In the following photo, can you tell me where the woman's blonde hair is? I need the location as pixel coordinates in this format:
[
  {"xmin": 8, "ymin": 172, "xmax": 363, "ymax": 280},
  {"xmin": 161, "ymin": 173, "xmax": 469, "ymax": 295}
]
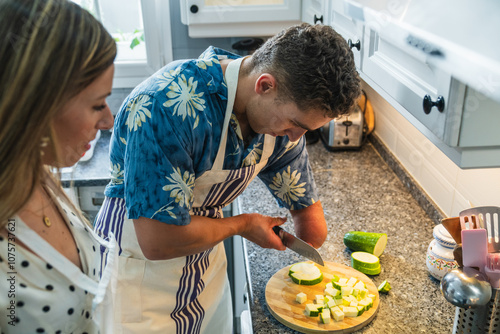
[{"xmin": 0, "ymin": 0, "xmax": 116, "ymax": 227}]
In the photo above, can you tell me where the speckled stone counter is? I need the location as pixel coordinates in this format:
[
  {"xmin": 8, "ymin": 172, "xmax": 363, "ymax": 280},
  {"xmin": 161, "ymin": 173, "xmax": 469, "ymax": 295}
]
[
  {"xmin": 238, "ymin": 140, "xmax": 455, "ymax": 334},
  {"xmin": 63, "ymin": 130, "xmax": 456, "ymax": 333}
]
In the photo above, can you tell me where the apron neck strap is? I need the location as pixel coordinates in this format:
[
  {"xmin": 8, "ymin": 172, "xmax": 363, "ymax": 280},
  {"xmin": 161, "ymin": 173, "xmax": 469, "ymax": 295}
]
[{"xmin": 212, "ymin": 57, "xmax": 244, "ymax": 170}]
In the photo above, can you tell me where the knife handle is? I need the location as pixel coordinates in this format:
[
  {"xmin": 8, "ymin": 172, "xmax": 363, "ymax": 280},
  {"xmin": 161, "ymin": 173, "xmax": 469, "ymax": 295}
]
[{"xmin": 272, "ymin": 226, "xmax": 283, "ymax": 236}]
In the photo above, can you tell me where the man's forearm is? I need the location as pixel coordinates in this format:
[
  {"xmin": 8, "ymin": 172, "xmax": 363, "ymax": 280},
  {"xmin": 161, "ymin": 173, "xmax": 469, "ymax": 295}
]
[{"xmin": 290, "ymin": 200, "xmax": 327, "ymax": 248}]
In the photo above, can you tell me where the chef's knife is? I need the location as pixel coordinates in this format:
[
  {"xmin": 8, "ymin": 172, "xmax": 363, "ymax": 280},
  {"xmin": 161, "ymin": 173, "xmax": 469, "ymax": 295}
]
[{"xmin": 273, "ymin": 226, "xmax": 325, "ymax": 266}]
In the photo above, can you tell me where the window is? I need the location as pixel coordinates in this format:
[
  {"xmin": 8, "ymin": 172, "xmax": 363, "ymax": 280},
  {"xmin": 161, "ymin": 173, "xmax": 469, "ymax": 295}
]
[{"xmin": 72, "ymin": 0, "xmax": 173, "ymax": 88}]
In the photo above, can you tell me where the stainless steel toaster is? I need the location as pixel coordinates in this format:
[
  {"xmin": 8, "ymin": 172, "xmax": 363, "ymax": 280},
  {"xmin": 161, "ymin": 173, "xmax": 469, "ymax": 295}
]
[{"xmin": 318, "ymin": 104, "xmax": 364, "ymax": 151}]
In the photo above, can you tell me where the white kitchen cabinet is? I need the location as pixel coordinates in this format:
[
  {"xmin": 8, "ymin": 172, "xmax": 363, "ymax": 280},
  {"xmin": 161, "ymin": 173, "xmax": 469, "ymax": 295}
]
[
  {"xmin": 301, "ymin": 0, "xmax": 329, "ymax": 26},
  {"xmin": 329, "ymin": 0, "xmax": 500, "ymax": 168},
  {"xmin": 456, "ymin": 88, "xmax": 500, "ymax": 148},
  {"xmin": 180, "ymin": 0, "xmax": 301, "ymax": 38},
  {"xmin": 329, "ymin": 1, "xmax": 362, "ymax": 70},
  {"xmin": 361, "ymin": 27, "xmax": 462, "ymax": 142}
]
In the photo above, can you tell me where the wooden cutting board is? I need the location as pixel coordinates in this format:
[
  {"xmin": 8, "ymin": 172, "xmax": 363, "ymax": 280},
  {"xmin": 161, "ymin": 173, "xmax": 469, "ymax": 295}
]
[{"xmin": 265, "ymin": 261, "xmax": 380, "ymax": 333}]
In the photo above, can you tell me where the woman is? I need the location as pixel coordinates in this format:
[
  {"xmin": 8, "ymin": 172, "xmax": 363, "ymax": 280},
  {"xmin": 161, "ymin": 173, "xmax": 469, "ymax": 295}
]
[{"xmin": 0, "ymin": 0, "xmax": 117, "ymax": 333}]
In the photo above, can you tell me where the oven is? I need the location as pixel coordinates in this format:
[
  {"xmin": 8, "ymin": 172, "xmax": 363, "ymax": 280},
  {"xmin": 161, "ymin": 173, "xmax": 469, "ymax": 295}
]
[{"xmin": 223, "ymin": 198, "xmax": 254, "ymax": 334}]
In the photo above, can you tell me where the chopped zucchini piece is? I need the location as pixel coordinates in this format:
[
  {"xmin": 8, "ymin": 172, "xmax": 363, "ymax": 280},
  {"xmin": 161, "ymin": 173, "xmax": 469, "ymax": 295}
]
[
  {"xmin": 289, "ymin": 262, "xmax": 323, "ymax": 285},
  {"xmin": 305, "ymin": 304, "xmax": 319, "ymax": 317},
  {"xmin": 296, "ymin": 292, "xmax": 307, "ymax": 304},
  {"xmin": 320, "ymin": 309, "xmax": 331, "ymax": 324}
]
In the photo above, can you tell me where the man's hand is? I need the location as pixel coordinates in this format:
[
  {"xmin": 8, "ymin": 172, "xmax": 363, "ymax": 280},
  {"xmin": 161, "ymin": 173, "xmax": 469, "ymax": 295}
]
[{"xmin": 239, "ymin": 214, "xmax": 287, "ymax": 251}]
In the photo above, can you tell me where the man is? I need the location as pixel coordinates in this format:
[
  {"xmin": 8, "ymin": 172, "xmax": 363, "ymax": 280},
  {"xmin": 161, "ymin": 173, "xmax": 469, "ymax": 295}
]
[{"xmin": 95, "ymin": 23, "xmax": 360, "ymax": 333}]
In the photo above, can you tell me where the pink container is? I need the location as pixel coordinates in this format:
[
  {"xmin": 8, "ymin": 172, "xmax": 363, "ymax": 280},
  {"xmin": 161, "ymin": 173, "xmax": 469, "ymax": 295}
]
[{"xmin": 461, "ymin": 228, "xmax": 487, "ymax": 270}]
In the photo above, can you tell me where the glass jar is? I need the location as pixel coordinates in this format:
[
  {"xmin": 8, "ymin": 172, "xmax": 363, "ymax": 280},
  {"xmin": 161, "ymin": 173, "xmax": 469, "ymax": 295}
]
[{"xmin": 426, "ymin": 224, "xmax": 458, "ymax": 280}]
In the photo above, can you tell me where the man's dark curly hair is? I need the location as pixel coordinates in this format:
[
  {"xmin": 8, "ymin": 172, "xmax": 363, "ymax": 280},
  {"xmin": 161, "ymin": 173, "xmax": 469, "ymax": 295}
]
[{"xmin": 250, "ymin": 23, "xmax": 361, "ymax": 118}]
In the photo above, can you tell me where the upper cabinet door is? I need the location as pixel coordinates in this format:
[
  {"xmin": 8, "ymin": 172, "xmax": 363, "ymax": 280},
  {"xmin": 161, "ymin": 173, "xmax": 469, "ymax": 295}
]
[
  {"xmin": 180, "ymin": 0, "xmax": 302, "ymax": 37},
  {"xmin": 329, "ymin": 1, "xmax": 363, "ymax": 71},
  {"xmin": 362, "ymin": 27, "xmax": 457, "ymax": 141},
  {"xmin": 301, "ymin": 0, "xmax": 329, "ymax": 25}
]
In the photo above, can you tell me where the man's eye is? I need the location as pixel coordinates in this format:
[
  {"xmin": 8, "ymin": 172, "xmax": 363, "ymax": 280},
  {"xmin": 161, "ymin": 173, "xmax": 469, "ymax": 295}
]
[{"xmin": 93, "ymin": 104, "xmax": 106, "ymax": 111}]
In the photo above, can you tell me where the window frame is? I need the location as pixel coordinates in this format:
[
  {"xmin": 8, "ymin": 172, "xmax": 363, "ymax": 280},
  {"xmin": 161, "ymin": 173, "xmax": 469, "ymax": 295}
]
[{"xmin": 112, "ymin": 0, "xmax": 173, "ymax": 88}]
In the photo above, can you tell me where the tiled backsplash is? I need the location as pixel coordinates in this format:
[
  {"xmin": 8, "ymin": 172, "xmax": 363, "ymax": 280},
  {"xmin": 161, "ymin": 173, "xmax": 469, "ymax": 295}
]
[{"xmin": 363, "ymin": 82, "xmax": 500, "ymax": 217}]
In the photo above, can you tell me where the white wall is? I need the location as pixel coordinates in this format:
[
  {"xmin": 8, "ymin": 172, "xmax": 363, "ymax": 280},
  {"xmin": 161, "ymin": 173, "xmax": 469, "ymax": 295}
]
[{"xmin": 363, "ymin": 81, "xmax": 500, "ymax": 218}]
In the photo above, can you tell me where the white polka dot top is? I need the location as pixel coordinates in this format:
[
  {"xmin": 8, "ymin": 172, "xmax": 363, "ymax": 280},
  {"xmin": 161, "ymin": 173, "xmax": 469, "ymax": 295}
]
[{"xmin": 0, "ymin": 192, "xmax": 115, "ymax": 334}]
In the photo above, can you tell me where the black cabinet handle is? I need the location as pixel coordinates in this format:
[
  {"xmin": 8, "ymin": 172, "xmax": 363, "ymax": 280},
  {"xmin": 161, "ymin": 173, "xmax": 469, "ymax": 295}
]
[
  {"xmin": 314, "ymin": 14, "xmax": 323, "ymax": 24},
  {"xmin": 190, "ymin": 4, "xmax": 199, "ymax": 14},
  {"xmin": 423, "ymin": 95, "xmax": 445, "ymax": 114},
  {"xmin": 348, "ymin": 39, "xmax": 361, "ymax": 51}
]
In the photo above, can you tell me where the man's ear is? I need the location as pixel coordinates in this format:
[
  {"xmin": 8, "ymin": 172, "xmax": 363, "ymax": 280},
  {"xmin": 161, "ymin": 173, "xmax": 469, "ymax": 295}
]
[{"xmin": 255, "ymin": 73, "xmax": 276, "ymax": 95}]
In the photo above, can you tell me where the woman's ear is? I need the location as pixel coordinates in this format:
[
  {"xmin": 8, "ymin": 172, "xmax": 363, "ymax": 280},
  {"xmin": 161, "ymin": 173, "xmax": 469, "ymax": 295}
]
[{"xmin": 255, "ymin": 73, "xmax": 276, "ymax": 95}]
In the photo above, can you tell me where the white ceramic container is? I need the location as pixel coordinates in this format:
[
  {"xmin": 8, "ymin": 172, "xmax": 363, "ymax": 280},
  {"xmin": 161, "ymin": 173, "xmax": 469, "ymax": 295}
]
[{"xmin": 427, "ymin": 224, "xmax": 458, "ymax": 280}]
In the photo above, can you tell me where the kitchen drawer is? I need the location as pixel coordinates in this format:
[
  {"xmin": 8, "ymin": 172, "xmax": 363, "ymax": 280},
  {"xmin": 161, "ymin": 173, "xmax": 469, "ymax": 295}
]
[
  {"xmin": 329, "ymin": 2, "xmax": 363, "ymax": 70},
  {"xmin": 362, "ymin": 27, "xmax": 460, "ymax": 141}
]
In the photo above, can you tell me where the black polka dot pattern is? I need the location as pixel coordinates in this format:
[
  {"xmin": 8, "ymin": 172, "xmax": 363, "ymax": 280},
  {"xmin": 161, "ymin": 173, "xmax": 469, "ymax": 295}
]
[{"xmin": 1, "ymin": 197, "xmax": 105, "ymax": 333}]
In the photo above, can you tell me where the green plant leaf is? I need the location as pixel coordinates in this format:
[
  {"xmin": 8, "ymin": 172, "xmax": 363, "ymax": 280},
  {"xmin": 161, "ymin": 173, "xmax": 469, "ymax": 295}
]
[{"xmin": 130, "ymin": 37, "xmax": 140, "ymax": 49}]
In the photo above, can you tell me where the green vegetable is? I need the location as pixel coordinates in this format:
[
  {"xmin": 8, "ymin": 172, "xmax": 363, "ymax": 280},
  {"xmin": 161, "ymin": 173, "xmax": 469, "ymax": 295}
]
[
  {"xmin": 288, "ymin": 262, "xmax": 323, "ymax": 285},
  {"xmin": 378, "ymin": 280, "xmax": 392, "ymax": 293},
  {"xmin": 319, "ymin": 309, "xmax": 331, "ymax": 324},
  {"xmin": 351, "ymin": 251, "xmax": 381, "ymax": 275},
  {"xmin": 305, "ymin": 304, "xmax": 320, "ymax": 317},
  {"xmin": 299, "ymin": 274, "xmax": 377, "ymax": 322},
  {"xmin": 343, "ymin": 231, "xmax": 388, "ymax": 257}
]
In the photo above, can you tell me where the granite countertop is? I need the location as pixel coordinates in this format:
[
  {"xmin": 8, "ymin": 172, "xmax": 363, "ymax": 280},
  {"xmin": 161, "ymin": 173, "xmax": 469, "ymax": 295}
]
[
  {"xmin": 238, "ymin": 140, "xmax": 455, "ymax": 334},
  {"xmin": 64, "ymin": 131, "xmax": 456, "ymax": 333}
]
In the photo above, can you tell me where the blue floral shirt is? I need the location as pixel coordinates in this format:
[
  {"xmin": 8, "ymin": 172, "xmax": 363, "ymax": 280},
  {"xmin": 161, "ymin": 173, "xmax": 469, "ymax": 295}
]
[{"xmin": 105, "ymin": 47, "xmax": 319, "ymax": 225}]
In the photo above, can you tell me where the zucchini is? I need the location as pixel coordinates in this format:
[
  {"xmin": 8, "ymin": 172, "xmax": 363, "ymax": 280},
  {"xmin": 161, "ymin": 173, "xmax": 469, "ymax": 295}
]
[
  {"xmin": 296, "ymin": 292, "xmax": 307, "ymax": 304},
  {"xmin": 320, "ymin": 309, "xmax": 331, "ymax": 324},
  {"xmin": 295, "ymin": 272, "xmax": 378, "ymax": 323},
  {"xmin": 378, "ymin": 280, "xmax": 392, "ymax": 293},
  {"xmin": 351, "ymin": 251, "xmax": 381, "ymax": 275},
  {"xmin": 344, "ymin": 231, "xmax": 388, "ymax": 257},
  {"xmin": 305, "ymin": 304, "xmax": 320, "ymax": 317},
  {"xmin": 289, "ymin": 262, "xmax": 323, "ymax": 285}
]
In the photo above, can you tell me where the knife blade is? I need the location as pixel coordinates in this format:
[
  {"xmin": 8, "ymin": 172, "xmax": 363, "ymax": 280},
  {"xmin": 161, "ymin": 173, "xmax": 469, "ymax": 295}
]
[{"xmin": 273, "ymin": 226, "xmax": 325, "ymax": 266}]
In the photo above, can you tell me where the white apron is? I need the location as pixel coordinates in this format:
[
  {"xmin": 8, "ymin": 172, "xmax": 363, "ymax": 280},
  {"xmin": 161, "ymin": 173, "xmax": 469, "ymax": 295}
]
[
  {"xmin": 95, "ymin": 56, "xmax": 276, "ymax": 334},
  {"xmin": 14, "ymin": 202, "xmax": 118, "ymax": 333}
]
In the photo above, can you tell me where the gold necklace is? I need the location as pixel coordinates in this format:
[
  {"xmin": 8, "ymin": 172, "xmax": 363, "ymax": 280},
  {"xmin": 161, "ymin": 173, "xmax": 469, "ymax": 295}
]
[
  {"xmin": 40, "ymin": 186, "xmax": 52, "ymax": 227},
  {"xmin": 23, "ymin": 186, "xmax": 52, "ymax": 227}
]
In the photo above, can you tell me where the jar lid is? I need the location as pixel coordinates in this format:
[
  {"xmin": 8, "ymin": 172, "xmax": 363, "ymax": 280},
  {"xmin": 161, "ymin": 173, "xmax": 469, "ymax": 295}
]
[{"xmin": 433, "ymin": 224, "xmax": 456, "ymax": 248}]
